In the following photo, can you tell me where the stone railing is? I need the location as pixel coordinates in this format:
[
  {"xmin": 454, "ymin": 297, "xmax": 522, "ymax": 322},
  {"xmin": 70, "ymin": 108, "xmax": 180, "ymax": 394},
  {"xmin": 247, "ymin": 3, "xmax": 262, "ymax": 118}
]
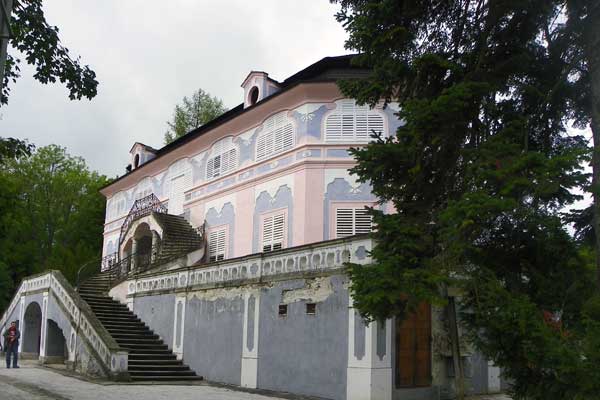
[
  {"xmin": 0, "ymin": 270, "xmax": 128, "ymax": 379},
  {"xmin": 127, "ymin": 235, "xmax": 373, "ymax": 296}
]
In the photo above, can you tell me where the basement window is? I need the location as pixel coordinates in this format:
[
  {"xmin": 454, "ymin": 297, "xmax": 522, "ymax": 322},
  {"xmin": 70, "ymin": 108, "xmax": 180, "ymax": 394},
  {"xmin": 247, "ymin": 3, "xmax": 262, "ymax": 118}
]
[
  {"xmin": 306, "ymin": 303, "xmax": 316, "ymax": 315},
  {"xmin": 278, "ymin": 304, "xmax": 288, "ymax": 317}
]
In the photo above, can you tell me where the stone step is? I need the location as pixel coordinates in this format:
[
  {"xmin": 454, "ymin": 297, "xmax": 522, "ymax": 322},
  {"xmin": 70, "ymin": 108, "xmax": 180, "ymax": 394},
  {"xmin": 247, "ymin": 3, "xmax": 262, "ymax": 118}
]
[
  {"xmin": 128, "ymin": 370, "xmax": 196, "ymax": 377},
  {"xmin": 111, "ymin": 332, "xmax": 158, "ymax": 340},
  {"xmin": 129, "ymin": 375, "xmax": 203, "ymax": 382},
  {"xmin": 121, "ymin": 343, "xmax": 169, "ymax": 350},
  {"xmin": 127, "ymin": 359, "xmax": 181, "ymax": 365},
  {"xmin": 128, "ymin": 365, "xmax": 190, "ymax": 372},
  {"xmin": 127, "ymin": 353, "xmax": 177, "ymax": 360},
  {"xmin": 127, "ymin": 348, "xmax": 173, "ymax": 355},
  {"xmin": 115, "ymin": 337, "xmax": 164, "ymax": 345}
]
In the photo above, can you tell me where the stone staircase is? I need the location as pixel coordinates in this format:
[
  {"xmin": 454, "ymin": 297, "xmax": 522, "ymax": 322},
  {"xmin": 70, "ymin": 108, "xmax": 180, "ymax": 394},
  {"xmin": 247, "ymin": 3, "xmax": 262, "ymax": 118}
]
[
  {"xmin": 77, "ymin": 273, "xmax": 202, "ymax": 382},
  {"xmin": 152, "ymin": 213, "xmax": 204, "ymax": 263}
]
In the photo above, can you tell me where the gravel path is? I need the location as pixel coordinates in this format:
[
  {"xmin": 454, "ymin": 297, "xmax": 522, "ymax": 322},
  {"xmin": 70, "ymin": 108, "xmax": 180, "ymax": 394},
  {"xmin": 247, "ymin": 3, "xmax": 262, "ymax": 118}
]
[{"xmin": 0, "ymin": 362, "xmax": 286, "ymax": 400}]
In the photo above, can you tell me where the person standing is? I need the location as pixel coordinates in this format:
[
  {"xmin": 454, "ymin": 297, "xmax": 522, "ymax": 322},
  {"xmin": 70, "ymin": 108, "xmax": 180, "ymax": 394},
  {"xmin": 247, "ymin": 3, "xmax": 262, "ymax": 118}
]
[{"xmin": 3, "ymin": 321, "xmax": 20, "ymax": 368}]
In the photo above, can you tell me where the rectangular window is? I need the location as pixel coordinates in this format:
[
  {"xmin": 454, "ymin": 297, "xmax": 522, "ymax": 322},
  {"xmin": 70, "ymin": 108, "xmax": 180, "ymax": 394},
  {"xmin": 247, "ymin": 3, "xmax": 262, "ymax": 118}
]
[
  {"xmin": 335, "ymin": 207, "xmax": 373, "ymax": 238},
  {"xmin": 278, "ymin": 304, "xmax": 288, "ymax": 317},
  {"xmin": 262, "ymin": 212, "xmax": 286, "ymax": 252},
  {"xmin": 396, "ymin": 303, "xmax": 432, "ymax": 388},
  {"xmin": 208, "ymin": 227, "xmax": 227, "ymax": 262}
]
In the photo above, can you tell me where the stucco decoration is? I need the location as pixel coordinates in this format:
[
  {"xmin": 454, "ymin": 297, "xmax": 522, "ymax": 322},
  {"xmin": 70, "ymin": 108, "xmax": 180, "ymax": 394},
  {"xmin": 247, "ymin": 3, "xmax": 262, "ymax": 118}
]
[
  {"xmin": 254, "ymin": 175, "xmax": 294, "ymax": 201},
  {"xmin": 326, "ymin": 149, "xmax": 351, "ymax": 158},
  {"xmin": 191, "ymin": 152, "xmax": 208, "ymax": 186},
  {"xmin": 237, "ymin": 126, "xmax": 262, "ymax": 166},
  {"xmin": 256, "ymin": 155, "xmax": 293, "ymax": 175},
  {"xmin": 206, "ymin": 176, "xmax": 237, "ymax": 194},
  {"xmin": 246, "ymin": 295, "xmax": 255, "ymax": 352},
  {"xmin": 252, "ymin": 185, "xmax": 293, "ymax": 253},
  {"xmin": 383, "ymin": 102, "xmax": 404, "ymax": 136},
  {"xmin": 152, "ymin": 172, "xmax": 169, "ymax": 199},
  {"xmin": 205, "ymin": 194, "xmax": 236, "ymax": 215},
  {"xmin": 291, "ymin": 103, "xmax": 333, "ymax": 140},
  {"xmin": 376, "ymin": 320, "xmax": 386, "ymax": 360},
  {"xmin": 295, "ymin": 149, "xmax": 322, "ymax": 160},
  {"xmin": 354, "ymin": 312, "xmax": 366, "ymax": 360}
]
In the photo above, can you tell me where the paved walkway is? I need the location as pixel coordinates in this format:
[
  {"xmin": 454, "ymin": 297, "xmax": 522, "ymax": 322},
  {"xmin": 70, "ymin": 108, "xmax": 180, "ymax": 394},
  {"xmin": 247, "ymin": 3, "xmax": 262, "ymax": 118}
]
[{"xmin": 0, "ymin": 362, "xmax": 285, "ymax": 400}]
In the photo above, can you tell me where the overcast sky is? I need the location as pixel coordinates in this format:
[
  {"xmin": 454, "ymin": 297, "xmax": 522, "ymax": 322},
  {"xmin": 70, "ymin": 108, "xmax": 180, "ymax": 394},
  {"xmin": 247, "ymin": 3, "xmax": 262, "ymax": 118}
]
[{"xmin": 0, "ymin": 0, "xmax": 349, "ymax": 178}]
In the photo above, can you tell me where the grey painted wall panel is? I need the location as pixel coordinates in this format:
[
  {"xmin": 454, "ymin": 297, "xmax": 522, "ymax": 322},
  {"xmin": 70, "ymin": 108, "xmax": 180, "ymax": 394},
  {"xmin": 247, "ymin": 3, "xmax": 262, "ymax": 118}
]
[
  {"xmin": 183, "ymin": 295, "xmax": 244, "ymax": 385},
  {"xmin": 134, "ymin": 294, "xmax": 176, "ymax": 347},
  {"xmin": 257, "ymin": 276, "xmax": 349, "ymax": 400}
]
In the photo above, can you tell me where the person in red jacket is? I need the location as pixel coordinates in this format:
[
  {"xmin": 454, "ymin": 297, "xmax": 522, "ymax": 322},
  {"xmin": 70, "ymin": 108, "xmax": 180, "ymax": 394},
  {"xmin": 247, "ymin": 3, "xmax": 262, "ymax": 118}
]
[{"xmin": 3, "ymin": 321, "xmax": 20, "ymax": 368}]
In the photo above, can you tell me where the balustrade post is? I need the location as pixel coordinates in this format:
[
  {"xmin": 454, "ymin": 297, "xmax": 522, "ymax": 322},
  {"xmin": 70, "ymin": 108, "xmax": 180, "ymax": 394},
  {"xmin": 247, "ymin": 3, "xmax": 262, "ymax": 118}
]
[{"xmin": 130, "ymin": 239, "xmax": 138, "ymax": 272}]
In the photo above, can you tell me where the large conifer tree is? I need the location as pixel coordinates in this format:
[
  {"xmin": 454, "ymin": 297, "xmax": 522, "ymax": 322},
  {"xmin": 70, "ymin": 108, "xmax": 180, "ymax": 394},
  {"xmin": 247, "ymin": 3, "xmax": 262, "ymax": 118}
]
[{"xmin": 331, "ymin": 1, "xmax": 600, "ymax": 398}]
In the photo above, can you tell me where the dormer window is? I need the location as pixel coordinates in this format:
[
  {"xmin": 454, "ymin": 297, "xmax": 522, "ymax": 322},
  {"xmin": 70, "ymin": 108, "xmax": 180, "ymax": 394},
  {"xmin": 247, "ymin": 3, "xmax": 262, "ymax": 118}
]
[
  {"xmin": 241, "ymin": 71, "xmax": 281, "ymax": 108},
  {"xmin": 129, "ymin": 142, "xmax": 157, "ymax": 170},
  {"xmin": 207, "ymin": 137, "xmax": 238, "ymax": 179}
]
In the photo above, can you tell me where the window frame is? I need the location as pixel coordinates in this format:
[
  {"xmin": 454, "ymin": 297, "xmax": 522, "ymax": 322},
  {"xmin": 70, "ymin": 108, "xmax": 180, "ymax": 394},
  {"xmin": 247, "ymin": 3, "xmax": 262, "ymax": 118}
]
[
  {"xmin": 206, "ymin": 136, "xmax": 238, "ymax": 180},
  {"xmin": 330, "ymin": 202, "xmax": 375, "ymax": 239},
  {"xmin": 207, "ymin": 224, "xmax": 228, "ymax": 262},
  {"xmin": 260, "ymin": 208, "xmax": 288, "ymax": 253},
  {"xmin": 255, "ymin": 112, "xmax": 295, "ymax": 162},
  {"xmin": 323, "ymin": 99, "xmax": 386, "ymax": 143}
]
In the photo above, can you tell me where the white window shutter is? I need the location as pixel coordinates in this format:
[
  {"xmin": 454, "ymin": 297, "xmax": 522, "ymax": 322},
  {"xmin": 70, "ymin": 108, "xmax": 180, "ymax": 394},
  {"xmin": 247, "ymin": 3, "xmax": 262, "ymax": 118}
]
[
  {"xmin": 209, "ymin": 228, "xmax": 227, "ymax": 262},
  {"xmin": 336, "ymin": 207, "xmax": 373, "ymax": 238},
  {"xmin": 325, "ymin": 100, "xmax": 384, "ymax": 142},
  {"xmin": 207, "ymin": 137, "xmax": 238, "ymax": 180},
  {"xmin": 262, "ymin": 212, "xmax": 286, "ymax": 252},
  {"xmin": 256, "ymin": 112, "xmax": 294, "ymax": 162}
]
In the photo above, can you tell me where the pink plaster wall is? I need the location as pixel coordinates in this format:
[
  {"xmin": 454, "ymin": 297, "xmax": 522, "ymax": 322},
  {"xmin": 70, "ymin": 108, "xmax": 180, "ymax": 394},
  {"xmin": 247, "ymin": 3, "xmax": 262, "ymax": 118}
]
[
  {"xmin": 235, "ymin": 187, "xmax": 255, "ymax": 257},
  {"xmin": 304, "ymin": 167, "xmax": 325, "ymax": 245}
]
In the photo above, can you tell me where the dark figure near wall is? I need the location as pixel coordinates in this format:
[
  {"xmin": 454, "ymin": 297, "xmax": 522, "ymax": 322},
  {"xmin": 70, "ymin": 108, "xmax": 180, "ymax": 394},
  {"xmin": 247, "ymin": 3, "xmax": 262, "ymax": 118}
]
[{"xmin": 3, "ymin": 321, "xmax": 20, "ymax": 368}]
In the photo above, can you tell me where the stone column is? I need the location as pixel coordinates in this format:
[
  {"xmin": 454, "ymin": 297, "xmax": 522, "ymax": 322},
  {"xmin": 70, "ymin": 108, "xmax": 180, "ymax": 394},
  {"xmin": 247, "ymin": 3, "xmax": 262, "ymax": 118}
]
[
  {"xmin": 346, "ymin": 300, "xmax": 393, "ymax": 400},
  {"xmin": 151, "ymin": 231, "xmax": 160, "ymax": 262},
  {"xmin": 17, "ymin": 295, "xmax": 25, "ymax": 354},
  {"xmin": 39, "ymin": 292, "xmax": 49, "ymax": 362},
  {"xmin": 130, "ymin": 239, "xmax": 138, "ymax": 272},
  {"xmin": 172, "ymin": 296, "xmax": 186, "ymax": 360},
  {"xmin": 241, "ymin": 291, "xmax": 260, "ymax": 388}
]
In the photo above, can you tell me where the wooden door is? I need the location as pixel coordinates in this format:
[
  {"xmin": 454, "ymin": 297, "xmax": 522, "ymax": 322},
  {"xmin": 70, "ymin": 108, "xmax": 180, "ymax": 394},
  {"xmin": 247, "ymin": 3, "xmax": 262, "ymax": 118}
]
[{"xmin": 396, "ymin": 303, "xmax": 432, "ymax": 387}]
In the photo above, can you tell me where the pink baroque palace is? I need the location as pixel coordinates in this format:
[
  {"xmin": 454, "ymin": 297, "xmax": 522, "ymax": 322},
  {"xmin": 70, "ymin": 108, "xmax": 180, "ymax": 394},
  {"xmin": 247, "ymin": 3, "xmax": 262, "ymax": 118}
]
[{"xmin": 0, "ymin": 56, "xmax": 503, "ymax": 400}]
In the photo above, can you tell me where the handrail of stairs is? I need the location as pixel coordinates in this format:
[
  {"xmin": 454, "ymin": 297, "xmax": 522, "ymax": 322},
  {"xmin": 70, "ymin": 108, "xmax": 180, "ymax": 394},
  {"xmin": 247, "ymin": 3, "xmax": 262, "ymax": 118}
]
[{"xmin": 0, "ymin": 270, "xmax": 128, "ymax": 379}]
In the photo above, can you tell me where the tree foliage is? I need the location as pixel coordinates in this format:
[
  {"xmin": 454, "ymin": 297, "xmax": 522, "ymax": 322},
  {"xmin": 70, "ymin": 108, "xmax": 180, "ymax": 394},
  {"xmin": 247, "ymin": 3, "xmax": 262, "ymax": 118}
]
[
  {"xmin": 0, "ymin": 143, "xmax": 107, "ymax": 313},
  {"xmin": 331, "ymin": 0, "xmax": 600, "ymax": 398},
  {"xmin": 164, "ymin": 88, "xmax": 227, "ymax": 144},
  {"xmin": 2, "ymin": 0, "xmax": 98, "ymax": 104}
]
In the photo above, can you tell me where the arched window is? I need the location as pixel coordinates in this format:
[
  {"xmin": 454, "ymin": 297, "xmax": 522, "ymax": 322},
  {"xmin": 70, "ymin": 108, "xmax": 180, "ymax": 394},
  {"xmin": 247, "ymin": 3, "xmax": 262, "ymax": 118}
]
[
  {"xmin": 206, "ymin": 137, "xmax": 238, "ymax": 179},
  {"xmin": 255, "ymin": 111, "xmax": 294, "ymax": 162},
  {"xmin": 167, "ymin": 158, "xmax": 192, "ymax": 215},
  {"xmin": 107, "ymin": 192, "xmax": 127, "ymax": 220},
  {"xmin": 324, "ymin": 99, "xmax": 384, "ymax": 142},
  {"xmin": 134, "ymin": 177, "xmax": 153, "ymax": 200}
]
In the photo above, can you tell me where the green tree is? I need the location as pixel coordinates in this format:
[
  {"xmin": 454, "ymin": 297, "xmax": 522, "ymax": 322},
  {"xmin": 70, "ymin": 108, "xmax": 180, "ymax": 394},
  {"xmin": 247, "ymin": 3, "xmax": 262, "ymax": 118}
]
[
  {"xmin": 164, "ymin": 88, "xmax": 227, "ymax": 144},
  {"xmin": 0, "ymin": 137, "xmax": 31, "ymax": 313},
  {"xmin": 0, "ymin": 145, "xmax": 107, "ymax": 301},
  {"xmin": 331, "ymin": 1, "xmax": 600, "ymax": 398},
  {"xmin": 2, "ymin": 0, "xmax": 98, "ymax": 104}
]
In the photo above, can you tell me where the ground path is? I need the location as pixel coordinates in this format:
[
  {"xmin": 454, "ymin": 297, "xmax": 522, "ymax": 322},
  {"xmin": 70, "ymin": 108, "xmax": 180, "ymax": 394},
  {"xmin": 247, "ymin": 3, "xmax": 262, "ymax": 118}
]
[
  {"xmin": 0, "ymin": 361, "xmax": 512, "ymax": 400},
  {"xmin": 0, "ymin": 361, "xmax": 287, "ymax": 400}
]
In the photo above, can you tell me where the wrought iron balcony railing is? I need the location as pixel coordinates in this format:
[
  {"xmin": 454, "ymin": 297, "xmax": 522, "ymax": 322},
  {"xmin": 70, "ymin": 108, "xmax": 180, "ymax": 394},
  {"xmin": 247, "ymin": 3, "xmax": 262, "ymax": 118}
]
[{"xmin": 118, "ymin": 194, "xmax": 168, "ymax": 246}]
